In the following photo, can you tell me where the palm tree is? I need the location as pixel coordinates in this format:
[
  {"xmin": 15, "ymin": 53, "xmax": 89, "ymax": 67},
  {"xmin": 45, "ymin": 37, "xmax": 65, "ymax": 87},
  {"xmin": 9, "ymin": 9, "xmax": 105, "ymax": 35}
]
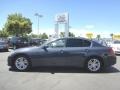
[{"xmin": 96, "ymin": 34, "xmax": 101, "ymax": 40}]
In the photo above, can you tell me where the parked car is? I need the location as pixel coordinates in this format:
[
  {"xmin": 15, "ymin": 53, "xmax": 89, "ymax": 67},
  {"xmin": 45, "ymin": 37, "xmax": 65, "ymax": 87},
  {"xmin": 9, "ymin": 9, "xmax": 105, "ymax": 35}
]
[
  {"xmin": 8, "ymin": 36, "xmax": 29, "ymax": 49},
  {"xmin": 0, "ymin": 40, "xmax": 9, "ymax": 51},
  {"xmin": 8, "ymin": 37, "xmax": 116, "ymax": 72},
  {"xmin": 110, "ymin": 40, "xmax": 120, "ymax": 54}
]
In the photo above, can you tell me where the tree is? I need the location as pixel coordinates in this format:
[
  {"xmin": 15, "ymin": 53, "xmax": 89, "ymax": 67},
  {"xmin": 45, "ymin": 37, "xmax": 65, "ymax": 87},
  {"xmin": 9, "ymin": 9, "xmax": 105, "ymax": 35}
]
[
  {"xmin": 0, "ymin": 30, "xmax": 9, "ymax": 38},
  {"xmin": 41, "ymin": 33, "xmax": 48, "ymax": 39},
  {"xmin": 4, "ymin": 13, "xmax": 32, "ymax": 36},
  {"xmin": 86, "ymin": 33, "xmax": 93, "ymax": 39},
  {"xmin": 60, "ymin": 32, "xmax": 64, "ymax": 37},
  {"xmin": 29, "ymin": 33, "xmax": 38, "ymax": 38},
  {"xmin": 60, "ymin": 32, "xmax": 75, "ymax": 37},
  {"xmin": 96, "ymin": 34, "xmax": 101, "ymax": 40},
  {"xmin": 110, "ymin": 33, "xmax": 114, "ymax": 40}
]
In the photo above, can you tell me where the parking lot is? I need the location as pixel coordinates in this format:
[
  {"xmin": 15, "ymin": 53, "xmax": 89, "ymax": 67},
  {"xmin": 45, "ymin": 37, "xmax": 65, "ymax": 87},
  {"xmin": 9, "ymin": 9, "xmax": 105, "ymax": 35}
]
[{"xmin": 0, "ymin": 50, "xmax": 120, "ymax": 90}]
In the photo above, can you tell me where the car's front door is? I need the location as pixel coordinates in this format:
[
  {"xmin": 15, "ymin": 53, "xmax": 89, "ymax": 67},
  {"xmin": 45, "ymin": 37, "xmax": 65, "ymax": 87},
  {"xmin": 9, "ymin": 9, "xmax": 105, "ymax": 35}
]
[{"xmin": 33, "ymin": 39, "xmax": 67, "ymax": 66}]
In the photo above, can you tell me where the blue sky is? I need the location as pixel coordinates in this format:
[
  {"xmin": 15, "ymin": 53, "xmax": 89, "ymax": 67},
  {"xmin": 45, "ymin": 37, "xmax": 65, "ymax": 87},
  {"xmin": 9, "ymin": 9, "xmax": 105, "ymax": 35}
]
[{"xmin": 0, "ymin": 0, "xmax": 120, "ymax": 37}]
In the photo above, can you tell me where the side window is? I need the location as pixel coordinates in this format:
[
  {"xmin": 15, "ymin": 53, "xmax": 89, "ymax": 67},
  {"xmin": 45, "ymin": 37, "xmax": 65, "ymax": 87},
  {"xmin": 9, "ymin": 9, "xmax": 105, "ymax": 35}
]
[
  {"xmin": 83, "ymin": 40, "xmax": 91, "ymax": 47},
  {"xmin": 47, "ymin": 39, "xmax": 65, "ymax": 48},
  {"xmin": 66, "ymin": 39, "xmax": 83, "ymax": 47}
]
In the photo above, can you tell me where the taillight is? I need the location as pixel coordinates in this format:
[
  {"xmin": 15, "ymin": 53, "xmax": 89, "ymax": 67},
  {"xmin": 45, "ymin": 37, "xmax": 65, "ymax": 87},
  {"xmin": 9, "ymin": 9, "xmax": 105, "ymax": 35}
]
[{"xmin": 108, "ymin": 47, "xmax": 115, "ymax": 55}]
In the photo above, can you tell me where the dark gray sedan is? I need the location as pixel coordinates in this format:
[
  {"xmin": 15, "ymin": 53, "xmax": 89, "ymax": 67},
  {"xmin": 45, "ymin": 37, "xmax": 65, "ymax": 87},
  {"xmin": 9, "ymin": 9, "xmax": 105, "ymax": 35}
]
[{"xmin": 8, "ymin": 37, "xmax": 116, "ymax": 72}]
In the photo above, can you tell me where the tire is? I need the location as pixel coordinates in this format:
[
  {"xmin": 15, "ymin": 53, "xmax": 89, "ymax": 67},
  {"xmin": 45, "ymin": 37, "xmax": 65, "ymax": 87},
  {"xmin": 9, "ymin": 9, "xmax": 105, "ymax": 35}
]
[
  {"xmin": 85, "ymin": 57, "xmax": 103, "ymax": 73},
  {"xmin": 13, "ymin": 55, "xmax": 31, "ymax": 71}
]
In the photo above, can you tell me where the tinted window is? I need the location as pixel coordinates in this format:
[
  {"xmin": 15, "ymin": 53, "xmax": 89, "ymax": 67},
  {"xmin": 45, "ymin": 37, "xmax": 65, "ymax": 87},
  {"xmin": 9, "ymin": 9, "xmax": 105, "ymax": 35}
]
[
  {"xmin": 83, "ymin": 40, "xmax": 91, "ymax": 47},
  {"xmin": 66, "ymin": 39, "xmax": 83, "ymax": 47}
]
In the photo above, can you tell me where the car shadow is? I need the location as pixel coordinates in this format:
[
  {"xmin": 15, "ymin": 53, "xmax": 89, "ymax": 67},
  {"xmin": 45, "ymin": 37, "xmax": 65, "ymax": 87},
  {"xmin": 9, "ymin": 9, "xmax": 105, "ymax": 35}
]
[{"xmin": 9, "ymin": 66, "xmax": 120, "ymax": 74}]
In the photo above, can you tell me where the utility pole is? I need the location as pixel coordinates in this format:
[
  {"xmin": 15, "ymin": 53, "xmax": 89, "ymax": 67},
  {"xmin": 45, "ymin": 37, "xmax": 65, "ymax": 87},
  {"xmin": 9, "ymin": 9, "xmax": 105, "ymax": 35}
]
[{"xmin": 35, "ymin": 13, "xmax": 43, "ymax": 37}]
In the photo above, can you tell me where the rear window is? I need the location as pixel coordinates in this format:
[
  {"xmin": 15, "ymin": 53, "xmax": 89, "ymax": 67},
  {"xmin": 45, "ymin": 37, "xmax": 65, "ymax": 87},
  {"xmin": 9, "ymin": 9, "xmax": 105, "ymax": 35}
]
[
  {"xmin": 93, "ymin": 40, "xmax": 108, "ymax": 47},
  {"xmin": 92, "ymin": 41, "xmax": 103, "ymax": 47}
]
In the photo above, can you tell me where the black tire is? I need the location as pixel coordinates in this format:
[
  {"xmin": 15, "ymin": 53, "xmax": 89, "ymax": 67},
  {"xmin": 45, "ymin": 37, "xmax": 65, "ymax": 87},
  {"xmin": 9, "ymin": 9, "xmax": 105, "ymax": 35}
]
[
  {"xmin": 13, "ymin": 55, "xmax": 31, "ymax": 71},
  {"xmin": 85, "ymin": 57, "xmax": 103, "ymax": 73}
]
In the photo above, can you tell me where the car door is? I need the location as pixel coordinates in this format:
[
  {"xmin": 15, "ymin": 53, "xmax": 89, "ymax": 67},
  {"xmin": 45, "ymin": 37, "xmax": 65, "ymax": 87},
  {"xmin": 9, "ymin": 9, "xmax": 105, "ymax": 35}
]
[
  {"xmin": 63, "ymin": 38, "xmax": 91, "ymax": 67},
  {"xmin": 33, "ymin": 38, "xmax": 67, "ymax": 66}
]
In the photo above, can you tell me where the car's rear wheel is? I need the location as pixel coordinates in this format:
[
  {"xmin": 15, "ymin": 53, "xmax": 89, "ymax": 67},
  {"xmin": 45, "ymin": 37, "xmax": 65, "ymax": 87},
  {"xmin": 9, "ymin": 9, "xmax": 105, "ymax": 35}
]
[
  {"xmin": 13, "ymin": 55, "xmax": 31, "ymax": 71},
  {"xmin": 85, "ymin": 58, "xmax": 103, "ymax": 72}
]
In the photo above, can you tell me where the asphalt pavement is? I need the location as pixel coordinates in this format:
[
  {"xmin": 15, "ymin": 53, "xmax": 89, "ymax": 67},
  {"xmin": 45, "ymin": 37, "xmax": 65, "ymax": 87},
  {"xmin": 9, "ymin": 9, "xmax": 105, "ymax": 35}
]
[{"xmin": 0, "ymin": 50, "xmax": 120, "ymax": 90}]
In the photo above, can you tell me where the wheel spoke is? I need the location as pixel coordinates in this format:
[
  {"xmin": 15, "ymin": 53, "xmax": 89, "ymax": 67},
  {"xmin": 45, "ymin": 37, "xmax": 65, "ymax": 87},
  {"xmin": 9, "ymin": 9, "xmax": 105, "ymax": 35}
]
[{"xmin": 88, "ymin": 58, "xmax": 101, "ymax": 72}]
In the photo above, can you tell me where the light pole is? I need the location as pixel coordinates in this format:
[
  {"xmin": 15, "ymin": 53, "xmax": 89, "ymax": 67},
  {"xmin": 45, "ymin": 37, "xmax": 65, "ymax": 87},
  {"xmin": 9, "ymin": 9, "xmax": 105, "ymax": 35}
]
[{"xmin": 35, "ymin": 13, "xmax": 43, "ymax": 37}]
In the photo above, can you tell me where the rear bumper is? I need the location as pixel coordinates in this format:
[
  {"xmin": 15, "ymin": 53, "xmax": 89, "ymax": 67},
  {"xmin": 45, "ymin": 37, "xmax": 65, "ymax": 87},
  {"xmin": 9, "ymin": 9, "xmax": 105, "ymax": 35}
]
[{"xmin": 103, "ymin": 55, "xmax": 116, "ymax": 67}]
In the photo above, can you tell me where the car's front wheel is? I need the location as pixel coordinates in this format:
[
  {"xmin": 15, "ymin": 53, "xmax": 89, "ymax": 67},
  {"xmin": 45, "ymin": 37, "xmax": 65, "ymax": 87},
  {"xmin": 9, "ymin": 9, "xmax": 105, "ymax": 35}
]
[
  {"xmin": 85, "ymin": 57, "xmax": 103, "ymax": 72},
  {"xmin": 13, "ymin": 55, "xmax": 31, "ymax": 71}
]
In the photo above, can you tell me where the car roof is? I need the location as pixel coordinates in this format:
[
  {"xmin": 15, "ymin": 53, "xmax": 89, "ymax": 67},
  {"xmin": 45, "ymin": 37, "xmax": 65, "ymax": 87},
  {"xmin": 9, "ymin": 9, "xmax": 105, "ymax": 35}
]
[{"xmin": 58, "ymin": 37, "xmax": 91, "ymax": 41}]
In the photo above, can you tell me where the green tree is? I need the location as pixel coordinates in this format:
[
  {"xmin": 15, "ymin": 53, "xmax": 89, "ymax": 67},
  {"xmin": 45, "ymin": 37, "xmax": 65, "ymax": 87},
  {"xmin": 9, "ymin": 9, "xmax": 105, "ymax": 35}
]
[
  {"xmin": 4, "ymin": 13, "xmax": 32, "ymax": 36},
  {"xmin": 0, "ymin": 30, "xmax": 9, "ymax": 38},
  {"xmin": 41, "ymin": 33, "xmax": 48, "ymax": 39},
  {"xmin": 60, "ymin": 32, "xmax": 64, "ymax": 37},
  {"xmin": 96, "ymin": 34, "xmax": 101, "ymax": 40},
  {"xmin": 29, "ymin": 33, "xmax": 38, "ymax": 38},
  {"xmin": 60, "ymin": 32, "xmax": 75, "ymax": 37}
]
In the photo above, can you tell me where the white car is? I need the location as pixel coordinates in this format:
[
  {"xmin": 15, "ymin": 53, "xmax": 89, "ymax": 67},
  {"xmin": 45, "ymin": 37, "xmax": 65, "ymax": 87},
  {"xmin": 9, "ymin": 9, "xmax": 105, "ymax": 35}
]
[{"xmin": 110, "ymin": 40, "xmax": 120, "ymax": 54}]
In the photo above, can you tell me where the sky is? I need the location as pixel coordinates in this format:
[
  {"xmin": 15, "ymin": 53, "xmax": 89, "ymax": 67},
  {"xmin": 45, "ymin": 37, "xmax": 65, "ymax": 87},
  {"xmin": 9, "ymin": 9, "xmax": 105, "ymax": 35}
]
[{"xmin": 0, "ymin": 0, "xmax": 120, "ymax": 38}]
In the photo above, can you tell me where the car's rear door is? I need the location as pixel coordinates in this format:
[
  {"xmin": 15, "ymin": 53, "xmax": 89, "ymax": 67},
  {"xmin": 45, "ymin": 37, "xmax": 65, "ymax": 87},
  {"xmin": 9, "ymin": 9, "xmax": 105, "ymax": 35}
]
[{"xmin": 63, "ymin": 38, "xmax": 91, "ymax": 67}]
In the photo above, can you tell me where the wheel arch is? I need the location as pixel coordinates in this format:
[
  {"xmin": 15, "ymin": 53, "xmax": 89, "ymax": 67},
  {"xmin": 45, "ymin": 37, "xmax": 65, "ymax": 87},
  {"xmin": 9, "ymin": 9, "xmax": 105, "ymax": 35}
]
[
  {"xmin": 85, "ymin": 55, "xmax": 104, "ymax": 67},
  {"xmin": 12, "ymin": 53, "xmax": 32, "ymax": 66}
]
